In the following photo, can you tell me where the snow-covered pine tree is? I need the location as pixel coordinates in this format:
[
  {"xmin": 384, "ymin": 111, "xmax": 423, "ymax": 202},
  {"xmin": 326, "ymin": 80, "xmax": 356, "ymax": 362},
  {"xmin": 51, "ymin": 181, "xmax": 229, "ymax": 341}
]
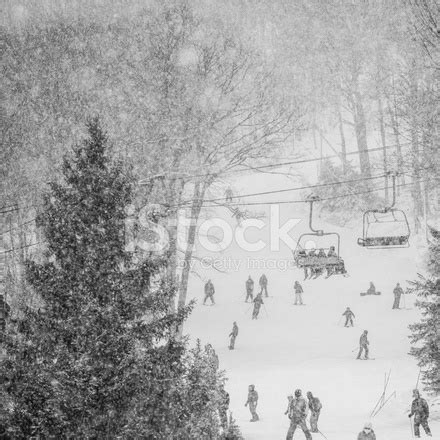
[
  {"xmin": 0, "ymin": 119, "xmax": 230, "ymax": 438},
  {"xmin": 409, "ymin": 226, "xmax": 440, "ymax": 394}
]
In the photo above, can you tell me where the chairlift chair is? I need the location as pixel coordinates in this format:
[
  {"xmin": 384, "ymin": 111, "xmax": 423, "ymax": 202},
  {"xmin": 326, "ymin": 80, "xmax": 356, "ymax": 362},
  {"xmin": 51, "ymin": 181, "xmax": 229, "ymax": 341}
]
[
  {"xmin": 357, "ymin": 172, "xmax": 410, "ymax": 249},
  {"xmin": 292, "ymin": 195, "xmax": 347, "ymax": 279}
]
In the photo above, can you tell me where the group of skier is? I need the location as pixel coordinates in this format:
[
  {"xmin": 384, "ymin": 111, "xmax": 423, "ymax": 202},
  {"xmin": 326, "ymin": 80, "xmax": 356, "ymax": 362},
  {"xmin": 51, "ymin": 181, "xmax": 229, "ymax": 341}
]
[
  {"xmin": 244, "ymin": 274, "xmax": 268, "ymax": 319},
  {"xmin": 245, "ymin": 274, "xmax": 268, "ymax": 302},
  {"xmin": 240, "ymin": 384, "xmax": 432, "ymax": 438},
  {"xmin": 202, "ymin": 276, "xmax": 433, "ymax": 438}
]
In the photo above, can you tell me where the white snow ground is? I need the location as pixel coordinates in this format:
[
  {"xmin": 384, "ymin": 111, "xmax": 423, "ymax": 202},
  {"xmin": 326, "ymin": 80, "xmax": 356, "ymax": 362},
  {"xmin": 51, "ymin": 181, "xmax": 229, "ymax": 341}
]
[{"xmin": 182, "ymin": 174, "xmax": 439, "ymax": 440}]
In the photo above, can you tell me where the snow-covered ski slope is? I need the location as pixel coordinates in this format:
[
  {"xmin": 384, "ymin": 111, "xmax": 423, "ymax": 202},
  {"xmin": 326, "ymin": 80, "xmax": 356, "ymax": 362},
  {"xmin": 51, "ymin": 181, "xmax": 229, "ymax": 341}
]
[{"xmin": 183, "ymin": 174, "xmax": 439, "ymax": 439}]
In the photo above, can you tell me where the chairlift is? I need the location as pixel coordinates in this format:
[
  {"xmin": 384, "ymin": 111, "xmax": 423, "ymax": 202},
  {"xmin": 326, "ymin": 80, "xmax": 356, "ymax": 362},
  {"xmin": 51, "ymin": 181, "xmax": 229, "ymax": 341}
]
[
  {"xmin": 357, "ymin": 172, "xmax": 410, "ymax": 249},
  {"xmin": 292, "ymin": 195, "xmax": 348, "ymax": 279}
]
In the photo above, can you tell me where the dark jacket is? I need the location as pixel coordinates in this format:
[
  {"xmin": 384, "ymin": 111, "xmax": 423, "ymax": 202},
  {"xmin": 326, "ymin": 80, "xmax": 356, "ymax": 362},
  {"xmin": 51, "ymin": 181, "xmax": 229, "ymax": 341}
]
[
  {"xmin": 360, "ymin": 333, "xmax": 369, "ymax": 347},
  {"xmin": 393, "ymin": 286, "xmax": 404, "ymax": 297},
  {"xmin": 205, "ymin": 281, "xmax": 215, "ymax": 295},
  {"xmin": 308, "ymin": 396, "xmax": 322, "ymax": 414},
  {"xmin": 246, "ymin": 390, "xmax": 258, "ymax": 405},
  {"xmin": 229, "ymin": 324, "xmax": 238, "ymax": 337},
  {"xmin": 343, "ymin": 309, "xmax": 355, "ymax": 318},
  {"xmin": 294, "ymin": 283, "xmax": 303, "ymax": 294},
  {"xmin": 288, "ymin": 397, "xmax": 307, "ymax": 421},
  {"xmin": 410, "ymin": 397, "xmax": 429, "ymax": 419},
  {"xmin": 357, "ymin": 430, "xmax": 376, "ymax": 440}
]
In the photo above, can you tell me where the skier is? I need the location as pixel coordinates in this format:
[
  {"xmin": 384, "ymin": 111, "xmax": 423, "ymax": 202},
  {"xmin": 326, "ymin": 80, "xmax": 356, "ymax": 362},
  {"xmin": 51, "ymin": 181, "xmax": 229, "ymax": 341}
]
[
  {"xmin": 252, "ymin": 292, "xmax": 264, "ymax": 319},
  {"xmin": 244, "ymin": 384, "xmax": 259, "ymax": 422},
  {"xmin": 259, "ymin": 273, "xmax": 268, "ymax": 297},
  {"xmin": 228, "ymin": 321, "xmax": 239, "ymax": 350},
  {"xmin": 356, "ymin": 330, "xmax": 370, "ymax": 360},
  {"xmin": 286, "ymin": 389, "xmax": 312, "ymax": 440},
  {"xmin": 245, "ymin": 275, "xmax": 254, "ymax": 302},
  {"xmin": 392, "ymin": 282, "xmax": 404, "ymax": 309},
  {"xmin": 367, "ymin": 282, "xmax": 376, "ymax": 296},
  {"xmin": 306, "ymin": 391, "xmax": 322, "ymax": 433},
  {"xmin": 342, "ymin": 307, "xmax": 355, "ymax": 327},
  {"xmin": 294, "ymin": 281, "xmax": 304, "ymax": 305},
  {"xmin": 357, "ymin": 422, "xmax": 376, "ymax": 440},
  {"xmin": 408, "ymin": 389, "xmax": 432, "ymax": 437},
  {"xmin": 219, "ymin": 384, "xmax": 230, "ymax": 429},
  {"xmin": 203, "ymin": 279, "xmax": 215, "ymax": 305}
]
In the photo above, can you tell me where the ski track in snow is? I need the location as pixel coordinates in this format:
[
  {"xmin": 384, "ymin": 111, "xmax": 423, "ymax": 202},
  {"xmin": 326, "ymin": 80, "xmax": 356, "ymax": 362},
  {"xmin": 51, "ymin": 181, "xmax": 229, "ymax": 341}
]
[{"xmin": 183, "ymin": 175, "xmax": 439, "ymax": 440}]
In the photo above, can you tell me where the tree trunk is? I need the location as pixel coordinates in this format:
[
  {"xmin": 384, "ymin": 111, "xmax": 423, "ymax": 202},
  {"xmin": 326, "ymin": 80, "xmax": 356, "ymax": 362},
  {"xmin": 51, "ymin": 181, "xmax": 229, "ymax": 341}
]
[
  {"xmin": 377, "ymin": 96, "xmax": 389, "ymax": 203},
  {"xmin": 387, "ymin": 75, "xmax": 405, "ymax": 186},
  {"xmin": 352, "ymin": 89, "xmax": 371, "ymax": 177},
  {"xmin": 410, "ymin": 123, "xmax": 424, "ymax": 234},
  {"xmin": 409, "ymin": 74, "xmax": 424, "ymax": 233},
  {"xmin": 176, "ymin": 181, "xmax": 205, "ymax": 337},
  {"xmin": 165, "ymin": 178, "xmax": 185, "ymax": 313},
  {"xmin": 337, "ymin": 105, "xmax": 347, "ymax": 173}
]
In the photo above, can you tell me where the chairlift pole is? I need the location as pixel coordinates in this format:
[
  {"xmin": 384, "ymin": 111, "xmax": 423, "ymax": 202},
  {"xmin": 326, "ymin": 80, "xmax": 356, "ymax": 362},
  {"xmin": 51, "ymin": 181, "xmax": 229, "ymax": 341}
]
[
  {"xmin": 388, "ymin": 171, "xmax": 397, "ymax": 210},
  {"xmin": 306, "ymin": 195, "xmax": 323, "ymax": 235}
]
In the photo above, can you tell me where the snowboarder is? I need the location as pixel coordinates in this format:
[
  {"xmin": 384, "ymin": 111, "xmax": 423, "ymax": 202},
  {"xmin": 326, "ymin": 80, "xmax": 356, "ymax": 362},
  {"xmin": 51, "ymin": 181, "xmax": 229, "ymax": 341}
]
[
  {"xmin": 342, "ymin": 307, "xmax": 355, "ymax": 327},
  {"xmin": 357, "ymin": 422, "xmax": 376, "ymax": 440},
  {"xmin": 294, "ymin": 281, "xmax": 304, "ymax": 305},
  {"xmin": 392, "ymin": 282, "xmax": 404, "ymax": 309},
  {"xmin": 367, "ymin": 282, "xmax": 377, "ymax": 296},
  {"xmin": 306, "ymin": 391, "xmax": 322, "ymax": 433},
  {"xmin": 252, "ymin": 293, "xmax": 264, "ymax": 319},
  {"xmin": 203, "ymin": 279, "xmax": 215, "ymax": 305},
  {"xmin": 408, "ymin": 389, "xmax": 432, "ymax": 437},
  {"xmin": 244, "ymin": 384, "xmax": 259, "ymax": 422},
  {"xmin": 219, "ymin": 384, "xmax": 230, "ymax": 429},
  {"xmin": 259, "ymin": 273, "xmax": 268, "ymax": 297},
  {"xmin": 356, "ymin": 330, "xmax": 370, "ymax": 360},
  {"xmin": 245, "ymin": 275, "xmax": 254, "ymax": 302},
  {"xmin": 286, "ymin": 389, "xmax": 312, "ymax": 440},
  {"xmin": 229, "ymin": 321, "xmax": 239, "ymax": 350}
]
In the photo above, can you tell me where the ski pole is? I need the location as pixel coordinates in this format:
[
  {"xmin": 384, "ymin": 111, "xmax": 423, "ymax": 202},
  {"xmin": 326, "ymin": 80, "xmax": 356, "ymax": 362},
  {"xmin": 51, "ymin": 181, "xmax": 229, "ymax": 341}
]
[
  {"xmin": 372, "ymin": 391, "xmax": 396, "ymax": 417},
  {"xmin": 263, "ymin": 304, "xmax": 269, "ymax": 317},
  {"xmin": 370, "ymin": 370, "xmax": 391, "ymax": 417},
  {"xmin": 415, "ymin": 368, "xmax": 421, "ymax": 389},
  {"xmin": 409, "ymin": 414, "xmax": 414, "ymax": 439},
  {"xmin": 244, "ymin": 305, "xmax": 252, "ymax": 315}
]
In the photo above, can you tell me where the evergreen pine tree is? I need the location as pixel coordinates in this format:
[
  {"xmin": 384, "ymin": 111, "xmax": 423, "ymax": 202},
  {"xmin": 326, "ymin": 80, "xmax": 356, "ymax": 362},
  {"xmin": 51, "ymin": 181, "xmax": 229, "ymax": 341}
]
[
  {"xmin": 0, "ymin": 118, "xmax": 196, "ymax": 437},
  {"xmin": 409, "ymin": 226, "xmax": 440, "ymax": 394}
]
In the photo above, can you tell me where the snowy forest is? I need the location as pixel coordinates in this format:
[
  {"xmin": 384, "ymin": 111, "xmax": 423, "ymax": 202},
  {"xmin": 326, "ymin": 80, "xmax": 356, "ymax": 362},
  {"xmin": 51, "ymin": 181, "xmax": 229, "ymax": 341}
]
[{"xmin": 1, "ymin": 1, "xmax": 439, "ymax": 439}]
